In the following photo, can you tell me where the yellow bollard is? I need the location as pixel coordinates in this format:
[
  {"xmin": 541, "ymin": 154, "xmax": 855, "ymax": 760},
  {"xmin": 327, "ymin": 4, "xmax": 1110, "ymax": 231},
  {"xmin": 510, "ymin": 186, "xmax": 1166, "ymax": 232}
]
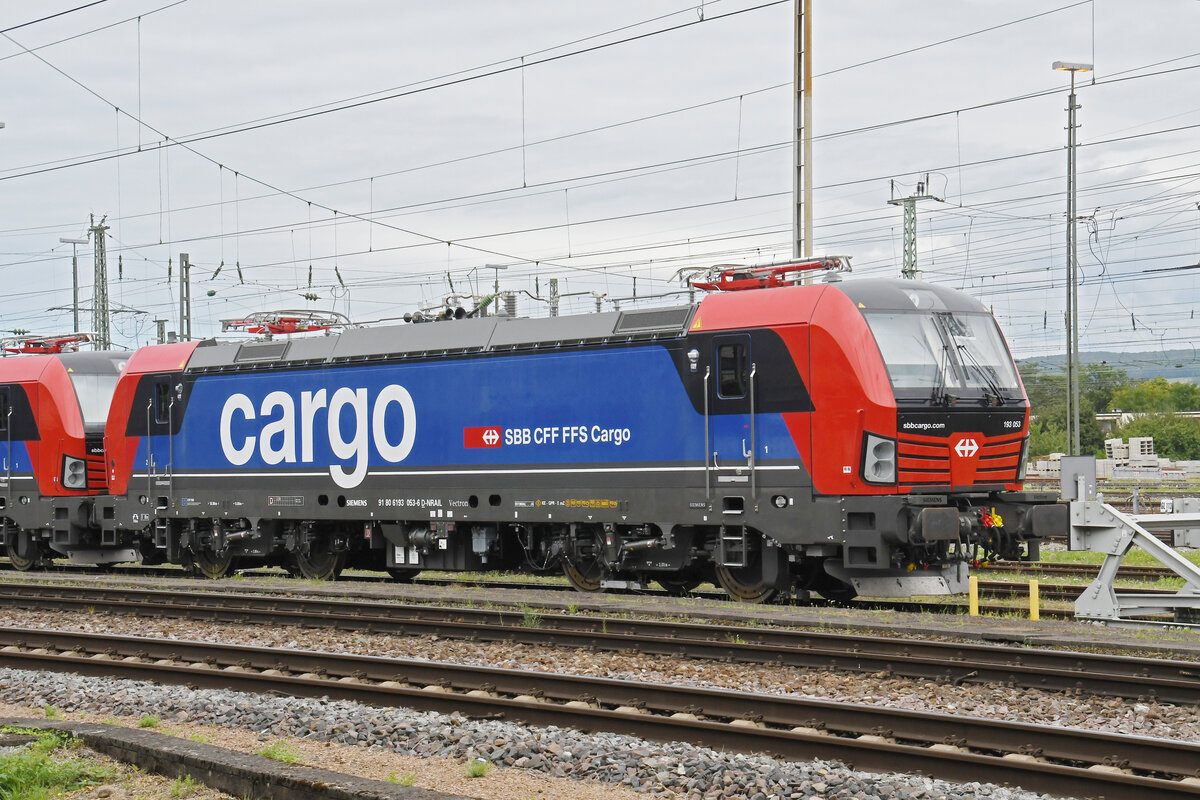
[
  {"xmin": 1029, "ymin": 580, "xmax": 1040, "ymax": 621},
  {"xmin": 968, "ymin": 575, "xmax": 979, "ymax": 616}
]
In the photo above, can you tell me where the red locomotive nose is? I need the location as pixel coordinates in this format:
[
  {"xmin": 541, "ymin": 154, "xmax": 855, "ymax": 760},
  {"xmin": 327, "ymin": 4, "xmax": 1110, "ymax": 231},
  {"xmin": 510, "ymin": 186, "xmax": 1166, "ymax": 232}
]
[{"xmin": 949, "ymin": 433, "xmax": 983, "ymax": 486}]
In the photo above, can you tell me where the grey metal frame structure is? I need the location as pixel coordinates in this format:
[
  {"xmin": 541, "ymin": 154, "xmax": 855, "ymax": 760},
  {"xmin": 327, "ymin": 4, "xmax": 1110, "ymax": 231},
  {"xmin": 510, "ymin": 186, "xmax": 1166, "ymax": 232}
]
[{"xmin": 1064, "ymin": 456, "xmax": 1200, "ymax": 627}]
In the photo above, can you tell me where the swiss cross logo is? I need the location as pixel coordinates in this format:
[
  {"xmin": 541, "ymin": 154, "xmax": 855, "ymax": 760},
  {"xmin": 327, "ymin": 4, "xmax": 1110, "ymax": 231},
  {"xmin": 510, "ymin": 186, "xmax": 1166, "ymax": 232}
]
[
  {"xmin": 949, "ymin": 434, "xmax": 983, "ymax": 486},
  {"xmin": 464, "ymin": 426, "xmax": 503, "ymax": 449},
  {"xmin": 954, "ymin": 438, "xmax": 979, "ymax": 458}
]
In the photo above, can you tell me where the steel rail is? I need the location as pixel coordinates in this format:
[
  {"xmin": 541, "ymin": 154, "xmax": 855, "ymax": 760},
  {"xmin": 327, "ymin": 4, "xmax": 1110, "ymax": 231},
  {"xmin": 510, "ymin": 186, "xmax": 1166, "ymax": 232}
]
[
  {"xmin": 985, "ymin": 562, "xmax": 1175, "ymax": 581},
  {"xmin": 0, "ymin": 560, "xmax": 1086, "ymax": 618},
  {"xmin": 2, "ymin": 627, "xmax": 1199, "ymax": 799},
  {"xmin": 2, "ymin": 583, "xmax": 1198, "ymax": 704}
]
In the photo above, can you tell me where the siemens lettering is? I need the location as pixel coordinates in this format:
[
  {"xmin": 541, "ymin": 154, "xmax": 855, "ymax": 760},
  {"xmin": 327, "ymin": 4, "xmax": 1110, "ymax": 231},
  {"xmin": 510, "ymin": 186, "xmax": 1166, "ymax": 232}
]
[{"xmin": 219, "ymin": 384, "xmax": 416, "ymax": 488}]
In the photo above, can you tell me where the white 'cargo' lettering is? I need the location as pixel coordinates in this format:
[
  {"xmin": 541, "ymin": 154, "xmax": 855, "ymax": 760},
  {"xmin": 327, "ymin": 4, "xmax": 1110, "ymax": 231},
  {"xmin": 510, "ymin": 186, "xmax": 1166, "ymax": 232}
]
[
  {"xmin": 217, "ymin": 384, "xmax": 416, "ymax": 488},
  {"xmin": 220, "ymin": 394, "xmax": 256, "ymax": 465}
]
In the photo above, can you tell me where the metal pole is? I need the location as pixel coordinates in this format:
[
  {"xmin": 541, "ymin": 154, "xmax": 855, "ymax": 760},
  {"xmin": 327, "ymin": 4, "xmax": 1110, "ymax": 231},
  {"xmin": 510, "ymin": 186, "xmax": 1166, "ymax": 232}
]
[
  {"xmin": 1053, "ymin": 61, "xmax": 1092, "ymax": 455},
  {"xmin": 89, "ymin": 214, "xmax": 110, "ymax": 350},
  {"xmin": 179, "ymin": 253, "xmax": 191, "ymax": 341},
  {"xmin": 793, "ymin": 0, "xmax": 813, "ymax": 260},
  {"xmin": 61, "ymin": 236, "xmax": 89, "ymax": 335},
  {"xmin": 802, "ymin": 0, "xmax": 812, "ymax": 259},
  {"xmin": 71, "ymin": 245, "xmax": 79, "ymax": 334},
  {"xmin": 1068, "ymin": 72, "xmax": 1081, "ymax": 455}
]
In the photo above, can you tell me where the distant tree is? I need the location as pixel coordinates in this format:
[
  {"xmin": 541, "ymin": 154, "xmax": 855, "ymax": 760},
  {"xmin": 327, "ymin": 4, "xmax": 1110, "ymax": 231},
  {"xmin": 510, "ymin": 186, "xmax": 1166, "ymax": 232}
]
[
  {"xmin": 1019, "ymin": 362, "xmax": 1127, "ymax": 459},
  {"xmin": 1115, "ymin": 413, "xmax": 1200, "ymax": 461},
  {"xmin": 1110, "ymin": 376, "xmax": 1200, "ymax": 413},
  {"xmin": 1029, "ymin": 424, "xmax": 1068, "ymax": 461},
  {"xmin": 1169, "ymin": 381, "xmax": 1200, "ymax": 411},
  {"xmin": 1111, "ymin": 376, "xmax": 1172, "ymax": 412},
  {"xmin": 1082, "ymin": 362, "xmax": 1132, "ymax": 414}
]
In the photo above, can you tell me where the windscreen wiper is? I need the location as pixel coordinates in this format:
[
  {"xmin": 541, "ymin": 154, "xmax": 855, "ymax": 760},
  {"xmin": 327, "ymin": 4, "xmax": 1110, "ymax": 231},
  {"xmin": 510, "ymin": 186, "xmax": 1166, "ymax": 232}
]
[
  {"xmin": 930, "ymin": 342, "xmax": 956, "ymax": 407},
  {"xmin": 956, "ymin": 343, "xmax": 1009, "ymax": 406}
]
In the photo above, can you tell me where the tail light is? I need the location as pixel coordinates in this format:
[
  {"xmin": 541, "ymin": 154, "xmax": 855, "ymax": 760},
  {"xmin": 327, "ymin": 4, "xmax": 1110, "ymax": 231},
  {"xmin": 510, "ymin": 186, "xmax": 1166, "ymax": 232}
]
[
  {"xmin": 62, "ymin": 456, "xmax": 87, "ymax": 489},
  {"xmin": 862, "ymin": 433, "xmax": 897, "ymax": 485}
]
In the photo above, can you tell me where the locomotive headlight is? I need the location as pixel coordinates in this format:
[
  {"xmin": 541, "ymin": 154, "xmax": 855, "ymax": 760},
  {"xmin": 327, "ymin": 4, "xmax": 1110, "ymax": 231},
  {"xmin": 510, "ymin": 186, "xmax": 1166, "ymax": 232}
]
[
  {"xmin": 62, "ymin": 456, "xmax": 87, "ymax": 489},
  {"xmin": 861, "ymin": 433, "xmax": 897, "ymax": 485}
]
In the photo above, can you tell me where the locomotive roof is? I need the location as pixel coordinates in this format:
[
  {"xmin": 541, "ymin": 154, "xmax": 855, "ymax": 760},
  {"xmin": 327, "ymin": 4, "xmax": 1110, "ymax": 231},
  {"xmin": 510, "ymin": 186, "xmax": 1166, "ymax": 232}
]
[
  {"xmin": 184, "ymin": 305, "xmax": 698, "ymax": 371},
  {"xmin": 181, "ymin": 278, "xmax": 990, "ymax": 372},
  {"xmin": 0, "ymin": 351, "xmax": 127, "ymax": 382},
  {"xmin": 836, "ymin": 278, "xmax": 989, "ymax": 314},
  {"xmin": 55, "ymin": 351, "xmax": 129, "ymax": 375}
]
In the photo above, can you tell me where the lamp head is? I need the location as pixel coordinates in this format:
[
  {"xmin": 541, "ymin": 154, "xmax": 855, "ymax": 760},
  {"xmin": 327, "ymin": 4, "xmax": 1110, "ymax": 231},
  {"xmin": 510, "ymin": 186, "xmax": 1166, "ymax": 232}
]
[{"xmin": 1052, "ymin": 60, "xmax": 1093, "ymax": 72}]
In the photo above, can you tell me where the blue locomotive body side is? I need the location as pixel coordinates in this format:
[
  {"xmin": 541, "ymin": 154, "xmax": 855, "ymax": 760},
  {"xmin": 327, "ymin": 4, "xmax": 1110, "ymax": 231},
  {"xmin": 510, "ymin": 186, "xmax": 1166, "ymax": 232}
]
[
  {"xmin": 135, "ymin": 345, "xmax": 799, "ymax": 488},
  {"xmin": 0, "ymin": 441, "xmax": 35, "ymax": 480}
]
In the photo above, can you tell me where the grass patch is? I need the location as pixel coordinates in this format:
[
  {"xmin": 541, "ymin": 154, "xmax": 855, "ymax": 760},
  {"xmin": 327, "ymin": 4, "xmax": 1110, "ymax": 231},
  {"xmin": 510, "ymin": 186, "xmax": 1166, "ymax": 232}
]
[
  {"xmin": 1034, "ymin": 546, "xmax": 1200, "ymax": 570},
  {"xmin": 519, "ymin": 605, "xmax": 543, "ymax": 628},
  {"xmin": 0, "ymin": 732, "xmax": 115, "ymax": 800},
  {"xmin": 385, "ymin": 771, "xmax": 417, "ymax": 786},
  {"xmin": 170, "ymin": 774, "xmax": 202, "ymax": 798},
  {"xmin": 137, "ymin": 715, "xmax": 160, "ymax": 728},
  {"xmin": 41, "ymin": 706, "xmax": 60, "ymax": 720},
  {"xmin": 257, "ymin": 740, "xmax": 302, "ymax": 764},
  {"xmin": 465, "ymin": 759, "xmax": 492, "ymax": 778}
]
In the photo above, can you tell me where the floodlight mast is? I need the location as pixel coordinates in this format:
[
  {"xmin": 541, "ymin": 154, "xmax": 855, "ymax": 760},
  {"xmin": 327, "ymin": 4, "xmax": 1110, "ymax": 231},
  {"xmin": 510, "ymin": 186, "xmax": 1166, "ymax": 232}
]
[{"xmin": 1053, "ymin": 60, "xmax": 1093, "ymax": 456}]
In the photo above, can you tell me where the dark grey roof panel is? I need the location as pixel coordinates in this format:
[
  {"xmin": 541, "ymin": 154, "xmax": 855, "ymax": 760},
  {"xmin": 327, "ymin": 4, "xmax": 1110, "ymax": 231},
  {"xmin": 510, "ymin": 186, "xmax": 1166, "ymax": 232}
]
[
  {"xmin": 280, "ymin": 335, "xmax": 340, "ymax": 363},
  {"xmin": 488, "ymin": 312, "xmax": 625, "ymax": 349},
  {"xmin": 235, "ymin": 341, "xmax": 289, "ymax": 363},
  {"xmin": 329, "ymin": 318, "xmax": 498, "ymax": 361},
  {"xmin": 185, "ymin": 341, "xmax": 242, "ymax": 370},
  {"xmin": 614, "ymin": 306, "xmax": 694, "ymax": 334}
]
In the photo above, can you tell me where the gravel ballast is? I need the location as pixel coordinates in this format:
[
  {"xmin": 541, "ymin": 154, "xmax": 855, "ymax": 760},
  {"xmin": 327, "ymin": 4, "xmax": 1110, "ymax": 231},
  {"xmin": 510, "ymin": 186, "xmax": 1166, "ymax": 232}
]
[
  {"xmin": 0, "ymin": 666, "xmax": 1069, "ymax": 800},
  {"xmin": 4, "ymin": 608, "xmax": 1191, "ymax": 741}
]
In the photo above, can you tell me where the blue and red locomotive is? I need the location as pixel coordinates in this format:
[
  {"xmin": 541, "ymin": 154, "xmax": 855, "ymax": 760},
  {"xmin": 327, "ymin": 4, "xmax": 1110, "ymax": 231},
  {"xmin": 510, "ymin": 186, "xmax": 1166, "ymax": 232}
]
[{"xmin": 2, "ymin": 262, "xmax": 1065, "ymax": 601}]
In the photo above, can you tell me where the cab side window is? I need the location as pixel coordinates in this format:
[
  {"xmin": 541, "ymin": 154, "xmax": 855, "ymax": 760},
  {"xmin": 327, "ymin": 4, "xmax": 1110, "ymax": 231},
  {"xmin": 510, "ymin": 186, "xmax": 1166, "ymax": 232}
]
[
  {"xmin": 153, "ymin": 379, "xmax": 172, "ymax": 425},
  {"xmin": 717, "ymin": 343, "xmax": 746, "ymax": 398},
  {"xmin": 0, "ymin": 388, "xmax": 9, "ymax": 432}
]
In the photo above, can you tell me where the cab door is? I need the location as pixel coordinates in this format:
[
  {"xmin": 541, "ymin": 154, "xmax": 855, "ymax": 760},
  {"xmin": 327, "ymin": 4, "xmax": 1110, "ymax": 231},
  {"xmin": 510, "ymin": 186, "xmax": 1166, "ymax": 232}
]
[
  {"xmin": 145, "ymin": 374, "xmax": 175, "ymax": 497},
  {"xmin": 708, "ymin": 334, "xmax": 755, "ymax": 495},
  {"xmin": 0, "ymin": 385, "xmax": 12, "ymax": 505}
]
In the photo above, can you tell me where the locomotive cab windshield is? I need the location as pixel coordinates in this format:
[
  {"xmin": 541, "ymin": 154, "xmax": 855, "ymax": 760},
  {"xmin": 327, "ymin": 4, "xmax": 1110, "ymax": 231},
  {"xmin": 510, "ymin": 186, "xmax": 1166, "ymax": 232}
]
[
  {"xmin": 864, "ymin": 310, "xmax": 1020, "ymax": 405},
  {"xmin": 57, "ymin": 352, "xmax": 126, "ymax": 431}
]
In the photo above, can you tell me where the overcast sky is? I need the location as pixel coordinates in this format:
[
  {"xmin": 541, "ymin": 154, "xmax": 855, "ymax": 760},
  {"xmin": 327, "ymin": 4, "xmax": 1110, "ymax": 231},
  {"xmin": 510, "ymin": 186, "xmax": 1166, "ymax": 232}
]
[{"xmin": 1, "ymin": 0, "xmax": 1198, "ymax": 365}]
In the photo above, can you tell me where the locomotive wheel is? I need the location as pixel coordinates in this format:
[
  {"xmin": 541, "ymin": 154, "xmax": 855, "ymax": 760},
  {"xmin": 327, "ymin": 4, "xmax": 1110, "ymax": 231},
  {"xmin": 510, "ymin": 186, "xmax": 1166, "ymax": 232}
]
[
  {"xmin": 714, "ymin": 564, "xmax": 778, "ymax": 604},
  {"xmin": 563, "ymin": 556, "xmax": 604, "ymax": 592},
  {"xmin": 6, "ymin": 532, "xmax": 42, "ymax": 571},
  {"xmin": 657, "ymin": 577, "xmax": 702, "ymax": 596},
  {"xmin": 387, "ymin": 568, "xmax": 421, "ymax": 583},
  {"xmin": 189, "ymin": 549, "xmax": 234, "ymax": 579},
  {"xmin": 290, "ymin": 548, "xmax": 346, "ymax": 581}
]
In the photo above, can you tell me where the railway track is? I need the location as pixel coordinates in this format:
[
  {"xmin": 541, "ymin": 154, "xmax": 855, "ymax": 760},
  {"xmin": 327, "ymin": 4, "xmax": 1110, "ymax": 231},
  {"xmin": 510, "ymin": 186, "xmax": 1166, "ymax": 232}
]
[
  {"xmin": 2, "ymin": 626, "xmax": 1198, "ymax": 799},
  {"xmin": 2, "ymin": 582, "xmax": 1197, "ymax": 704},
  {"xmin": 985, "ymin": 561, "xmax": 1178, "ymax": 582},
  {"xmin": 0, "ymin": 558, "xmax": 1087, "ymax": 616},
  {"xmin": 9, "ymin": 552, "xmax": 1185, "ymax": 588}
]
